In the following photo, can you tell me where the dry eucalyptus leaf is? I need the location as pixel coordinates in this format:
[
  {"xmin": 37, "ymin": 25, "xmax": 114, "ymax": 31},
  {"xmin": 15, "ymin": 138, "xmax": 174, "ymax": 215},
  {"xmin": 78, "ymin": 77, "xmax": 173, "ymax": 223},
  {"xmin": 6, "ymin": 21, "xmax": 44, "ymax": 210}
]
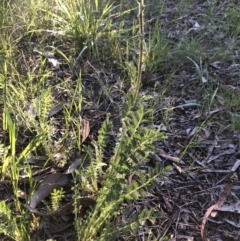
[
  {"xmin": 17, "ymin": 189, "xmax": 27, "ymax": 199},
  {"xmin": 33, "ymin": 49, "xmax": 55, "ymax": 58},
  {"xmin": 65, "ymin": 157, "xmax": 81, "ymax": 174},
  {"xmin": 80, "ymin": 117, "xmax": 90, "ymax": 142},
  {"xmin": 201, "ymin": 183, "xmax": 233, "ymax": 240},
  {"xmin": 223, "ymin": 219, "xmax": 240, "ymax": 228},
  {"xmin": 27, "ymin": 103, "xmax": 37, "ymax": 118},
  {"xmin": 207, "ymin": 148, "xmax": 235, "ymax": 163},
  {"xmin": 26, "ymin": 102, "xmax": 37, "ymax": 127},
  {"xmin": 231, "ymin": 159, "xmax": 240, "ymax": 172},
  {"xmin": 48, "ymin": 104, "xmax": 63, "ymax": 118},
  {"xmin": 215, "ymin": 201, "xmax": 240, "ymax": 214},
  {"xmin": 47, "ymin": 57, "xmax": 61, "ymax": 69},
  {"xmin": 29, "ymin": 173, "xmax": 68, "ymax": 209}
]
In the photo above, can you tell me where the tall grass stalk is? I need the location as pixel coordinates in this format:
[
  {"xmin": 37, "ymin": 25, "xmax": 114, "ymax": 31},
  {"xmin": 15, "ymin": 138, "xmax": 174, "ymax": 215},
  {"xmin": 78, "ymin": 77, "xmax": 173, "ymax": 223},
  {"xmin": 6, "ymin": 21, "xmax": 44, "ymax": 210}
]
[{"xmin": 133, "ymin": 0, "xmax": 145, "ymax": 103}]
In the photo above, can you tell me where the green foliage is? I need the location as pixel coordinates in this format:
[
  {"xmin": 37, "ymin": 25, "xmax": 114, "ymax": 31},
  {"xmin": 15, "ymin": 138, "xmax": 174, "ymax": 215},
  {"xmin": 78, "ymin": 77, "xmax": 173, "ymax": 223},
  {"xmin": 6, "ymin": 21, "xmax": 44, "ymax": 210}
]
[
  {"xmin": 51, "ymin": 188, "xmax": 65, "ymax": 211},
  {"xmin": 32, "ymin": 89, "xmax": 52, "ymax": 126},
  {"xmin": 1, "ymin": 0, "xmax": 169, "ymax": 240},
  {"xmin": 104, "ymin": 208, "xmax": 158, "ymax": 240},
  {"xmin": 0, "ymin": 201, "xmax": 30, "ymax": 241},
  {"xmin": 144, "ymin": 19, "xmax": 169, "ymax": 76},
  {"xmin": 53, "ymin": 0, "xmax": 114, "ymax": 54},
  {"xmin": 79, "ymin": 115, "xmax": 112, "ymax": 193},
  {"xmin": 74, "ymin": 96, "xmax": 166, "ymax": 240},
  {"xmin": 226, "ymin": 5, "xmax": 240, "ymax": 36},
  {"xmin": 124, "ymin": 61, "xmax": 138, "ymax": 90},
  {"xmin": 97, "ymin": 114, "xmax": 112, "ymax": 149},
  {"xmin": 112, "ymin": 96, "xmax": 165, "ymax": 170}
]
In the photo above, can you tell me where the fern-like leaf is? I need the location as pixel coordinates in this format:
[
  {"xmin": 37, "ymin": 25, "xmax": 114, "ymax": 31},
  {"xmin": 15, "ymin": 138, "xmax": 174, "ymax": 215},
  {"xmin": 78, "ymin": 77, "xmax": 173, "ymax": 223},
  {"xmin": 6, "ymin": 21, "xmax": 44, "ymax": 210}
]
[{"xmin": 33, "ymin": 89, "xmax": 52, "ymax": 123}]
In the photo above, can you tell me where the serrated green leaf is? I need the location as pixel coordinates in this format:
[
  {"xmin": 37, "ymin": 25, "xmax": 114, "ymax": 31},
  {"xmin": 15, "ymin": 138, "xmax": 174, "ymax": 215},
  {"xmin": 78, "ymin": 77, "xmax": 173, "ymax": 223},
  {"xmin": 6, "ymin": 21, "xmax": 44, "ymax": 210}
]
[{"xmin": 139, "ymin": 172, "xmax": 147, "ymax": 184}]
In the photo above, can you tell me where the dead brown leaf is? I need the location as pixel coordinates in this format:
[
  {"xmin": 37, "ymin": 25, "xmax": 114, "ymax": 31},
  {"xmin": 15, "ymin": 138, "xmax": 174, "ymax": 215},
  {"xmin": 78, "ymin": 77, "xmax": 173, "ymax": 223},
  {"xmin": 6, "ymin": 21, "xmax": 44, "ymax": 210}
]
[
  {"xmin": 65, "ymin": 157, "xmax": 81, "ymax": 174},
  {"xmin": 80, "ymin": 117, "xmax": 90, "ymax": 142},
  {"xmin": 47, "ymin": 57, "xmax": 61, "ymax": 69},
  {"xmin": 207, "ymin": 148, "xmax": 235, "ymax": 163},
  {"xmin": 223, "ymin": 218, "xmax": 240, "ymax": 228},
  {"xmin": 48, "ymin": 104, "xmax": 63, "ymax": 118},
  {"xmin": 201, "ymin": 182, "xmax": 233, "ymax": 240},
  {"xmin": 215, "ymin": 200, "xmax": 240, "ymax": 214}
]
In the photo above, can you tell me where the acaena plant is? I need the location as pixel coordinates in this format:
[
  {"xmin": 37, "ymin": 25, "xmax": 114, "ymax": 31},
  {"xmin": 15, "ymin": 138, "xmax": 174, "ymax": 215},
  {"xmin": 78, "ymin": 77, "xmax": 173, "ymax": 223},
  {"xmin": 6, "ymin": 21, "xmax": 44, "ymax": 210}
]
[
  {"xmin": 72, "ymin": 1, "xmax": 168, "ymax": 240},
  {"xmin": 74, "ymin": 95, "xmax": 167, "ymax": 241}
]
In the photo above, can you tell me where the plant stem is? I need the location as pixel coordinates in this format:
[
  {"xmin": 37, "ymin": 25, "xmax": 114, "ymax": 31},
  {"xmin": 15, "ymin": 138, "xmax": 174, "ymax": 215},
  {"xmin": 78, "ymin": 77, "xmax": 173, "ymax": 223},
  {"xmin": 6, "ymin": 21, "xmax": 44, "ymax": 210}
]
[{"xmin": 133, "ymin": 0, "xmax": 145, "ymax": 104}]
